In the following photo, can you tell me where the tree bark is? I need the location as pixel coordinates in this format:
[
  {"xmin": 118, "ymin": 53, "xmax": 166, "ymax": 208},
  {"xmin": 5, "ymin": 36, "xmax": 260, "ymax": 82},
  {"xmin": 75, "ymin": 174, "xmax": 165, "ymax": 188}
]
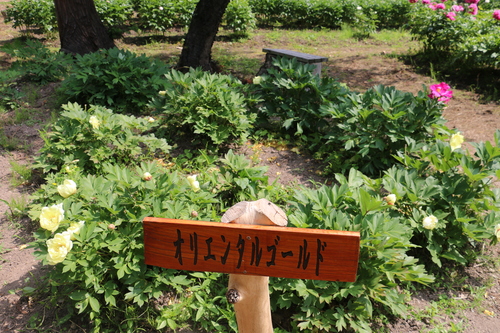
[
  {"xmin": 178, "ymin": 0, "xmax": 231, "ymax": 72},
  {"xmin": 53, "ymin": 0, "xmax": 115, "ymax": 55}
]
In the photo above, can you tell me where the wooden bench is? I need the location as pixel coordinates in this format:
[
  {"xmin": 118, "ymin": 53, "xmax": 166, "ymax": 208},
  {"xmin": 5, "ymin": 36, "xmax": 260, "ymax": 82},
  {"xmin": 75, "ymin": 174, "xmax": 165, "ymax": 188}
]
[{"xmin": 257, "ymin": 48, "xmax": 328, "ymax": 76}]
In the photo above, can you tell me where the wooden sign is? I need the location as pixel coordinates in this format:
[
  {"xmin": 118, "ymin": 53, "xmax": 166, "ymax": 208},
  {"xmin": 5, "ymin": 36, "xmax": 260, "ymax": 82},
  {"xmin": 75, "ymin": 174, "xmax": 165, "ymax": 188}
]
[{"xmin": 143, "ymin": 217, "xmax": 360, "ymax": 282}]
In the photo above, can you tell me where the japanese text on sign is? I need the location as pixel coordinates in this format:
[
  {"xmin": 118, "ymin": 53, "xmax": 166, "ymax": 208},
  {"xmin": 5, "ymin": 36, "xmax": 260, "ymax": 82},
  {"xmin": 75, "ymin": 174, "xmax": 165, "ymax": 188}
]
[{"xmin": 143, "ymin": 218, "xmax": 360, "ymax": 282}]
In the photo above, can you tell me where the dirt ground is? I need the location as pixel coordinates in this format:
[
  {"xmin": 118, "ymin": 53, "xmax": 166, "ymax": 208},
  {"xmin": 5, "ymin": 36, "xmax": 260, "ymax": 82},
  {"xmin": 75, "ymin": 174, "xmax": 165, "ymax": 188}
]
[{"xmin": 1, "ymin": 1, "xmax": 500, "ymax": 332}]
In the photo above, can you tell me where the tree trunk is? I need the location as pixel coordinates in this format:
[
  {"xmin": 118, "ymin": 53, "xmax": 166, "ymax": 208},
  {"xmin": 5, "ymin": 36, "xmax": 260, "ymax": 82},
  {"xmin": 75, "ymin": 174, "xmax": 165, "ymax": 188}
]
[
  {"xmin": 53, "ymin": 0, "xmax": 115, "ymax": 55},
  {"xmin": 178, "ymin": 0, "xmax": 230, "ymax": 72}
]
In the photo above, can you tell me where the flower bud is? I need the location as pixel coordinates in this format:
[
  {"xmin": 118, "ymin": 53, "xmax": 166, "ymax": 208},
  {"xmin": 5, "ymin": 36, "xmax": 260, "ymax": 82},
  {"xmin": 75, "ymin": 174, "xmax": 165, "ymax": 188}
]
[
  {"xmin": 159, "ymin": 91, "xmax": 167, "ymax": 96},
  {"xmin": 143, "ymin": 172, "xmax": 153, "ymax": 181},
  {"xmin": 384, "ymin": 194, "xmax": 397, "ymax": 205},
  {"xmin": 253, "ymin": 76, "xmax": 262, "ymax": 85},
  {"xmin": 147, "ymin": 117, "xmax": 155, "ymax": 123},
  {"xmin": 191, "ymin": 210, "xmax": 198, "ymax": 218},
  {"xmin": 108, "ymin": 224, "xmax": 116, "ymax": 230}
]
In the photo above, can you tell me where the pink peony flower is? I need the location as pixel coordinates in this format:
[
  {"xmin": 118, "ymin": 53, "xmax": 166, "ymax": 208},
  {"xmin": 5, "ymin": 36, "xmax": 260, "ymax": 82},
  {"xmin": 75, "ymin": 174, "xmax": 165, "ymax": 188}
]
[
  {"xmin": 435, "ymin": 3, "xmax": 446, "ymax": 9},
  {"xmin": 422, "ymin": 0, "xmax": 430, "ymax": 4},
  {"xmin": 428, "ymin": 82, "xmax": 453, "ymax": 103},
  {"xmin": 429, "ymin": 2, "xmax": 438, "ymax": 10},
  {"xmin": 451, "ymin": 5, "xmax": 464, "ymax": 12},
  {"xmin": 446, "ymin": 11, "xmax": 457, "ymax": 20},
  {"xmin": 409, "ymin": 0, "xmax": 418, "ymax": 3},
  {"xmin": 469, "ymin": 3, "xmax": 478, "ymax": 15},
  {"xmin": 465, "ymin": 0, "xmax": 480, "ymax": 3},
  {"xmin": 493, "ymin": 9, "xmax": 500, "ymax": 20}
]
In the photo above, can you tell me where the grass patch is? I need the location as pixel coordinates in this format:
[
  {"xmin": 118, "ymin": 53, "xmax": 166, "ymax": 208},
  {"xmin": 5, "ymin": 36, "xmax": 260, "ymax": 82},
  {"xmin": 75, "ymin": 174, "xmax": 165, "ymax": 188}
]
[{"xmin": 9, "ymin": 159, "xmax": 32, "ymax": 187}]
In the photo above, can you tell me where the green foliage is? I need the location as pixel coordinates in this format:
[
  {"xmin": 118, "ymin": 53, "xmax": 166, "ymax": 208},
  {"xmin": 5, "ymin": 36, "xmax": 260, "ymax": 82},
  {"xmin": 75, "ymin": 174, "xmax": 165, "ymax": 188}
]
[
  {"xmin": 151, "ymin": 68, "xmax": 255, "ymax": 147},
  {"xmin": 1, "ymin": 39, "xmax": 73, "ymax": 85},
  {"xmin": 355, "ymin": 0, "xmax": 412, "ymax": 30},
  {"xmin": 224, "ymin": 0, "xmax": 257, "ymax": 37},
  {"xmin": 3, "ymin": 0, "xmax": 56, "ymax": 33},
  {"xmin": 29, "ymin": 161, "xmax": 233, "ymax": 332},
  {"xmin": 250, "ymin": 56, "xmax": 349, "ymax": 138},
  {"xmin": 283, "ymin": 170, "xmax": 434, "ymax": 332},
  {"xmin": 0, "ymin": 70, "xmax": 24, "ymax": 111},
  {"xmin": 248, "ymin": 0, "xmax": 413, "ymax": 30},
  {"xmin": 135, "ymin": 0, "xmax": 197, "ymax": 32},
  {"xmin": 249, "ymin": 0, "xmax": 346, "ymax": 29},
  {"xmin": 35, "ymin": 103, "xmax": 171, "ymax": 175},
  {"xmin": 58, "ymin": 48, "xmax": 170, "ymax": 113},
  {"xmin": 4, "ymin": 0, "xmax": 134, "ymax": 36},
  {"xmin": 387, "ymin": 132, "xmax": 500, "ymax": 267},
  {"xmin": 408, "ymin": 1, "xmax": 500, "ymax": 70},
  {"xmin": 29, "ymin": 133, "xmax": 288, "ymax": 331},
  {"xmin": 94, "ymin": 0, "xmax": 135, "ymax": 37},
  {"xmin": 319, "ymin": 84, "xmax": 448, "ymax": 175}
]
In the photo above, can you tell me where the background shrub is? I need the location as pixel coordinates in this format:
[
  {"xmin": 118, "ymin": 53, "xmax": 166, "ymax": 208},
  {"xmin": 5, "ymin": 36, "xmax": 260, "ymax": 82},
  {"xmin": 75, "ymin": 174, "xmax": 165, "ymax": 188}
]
[
  {"xmin": 223, "ymin": 0, "xmax": 257, "ymax": 36},
  {"xmin": 135, "ymin": 0, "xmax": 197, "ymax": 32},
  {"xmin": 3, "ymin": 0, "xmax": 56, "ymax": 33},
  {"xmin": 94, "ymin": 0, "xmax": 135, "ymax": 37},
  {"xmin": 249, "ymin": 57, "xmax": 349, "ymax": 139},
  {"xmin": 35, "ymin": 103, "xmax": 171, "ymax": 175},
  {"xmin": 58, "ymin": 48, "xmax": 170, "ymax": 113},
  {"xmin": 1, "ymin": 39, "xmax": 73, "ymax": 84},
  {"xmin": 319, "ymin": 84, "xmax": 449, "ymax": 175},
  {"xmin": 151, "ymin": 68, "xmax": 256, "ymax": 148}
]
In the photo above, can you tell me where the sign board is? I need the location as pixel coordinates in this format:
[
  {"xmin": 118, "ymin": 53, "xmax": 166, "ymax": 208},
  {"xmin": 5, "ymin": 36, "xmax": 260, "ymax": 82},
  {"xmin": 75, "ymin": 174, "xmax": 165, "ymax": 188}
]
[{"xmin": 143, "ymin": 217, "xmax": 360, "ymax": 282}]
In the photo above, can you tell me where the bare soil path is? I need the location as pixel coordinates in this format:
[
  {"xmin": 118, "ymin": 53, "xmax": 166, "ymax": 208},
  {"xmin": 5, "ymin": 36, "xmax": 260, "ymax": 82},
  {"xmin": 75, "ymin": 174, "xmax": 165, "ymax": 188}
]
[{"xmin": 1, "ymin": 1, "xmax": 500, "ymax": 331}]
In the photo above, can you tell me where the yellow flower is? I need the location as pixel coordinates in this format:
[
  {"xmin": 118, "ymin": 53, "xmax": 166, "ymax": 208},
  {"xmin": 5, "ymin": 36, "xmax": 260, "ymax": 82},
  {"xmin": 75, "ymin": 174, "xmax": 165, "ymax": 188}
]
[
  {"xmin": 89, "ymin": 115, "xmax": 100, "ymax": 129},
  {"xmin": 147, "ymin": 117, "xmax": 155, "ymax": 123},
  {"xmin": 423, "ymin": 215, "xmax": 438, "ymax": 230},
  {"xmin": 187, "ymin": 175, "xmax": 200, "ymax": 192},
  {"xmin": 67, "ymin": 221, "xmax": 84, "ymax": 240},
  {"xmin": 46, "ymin": 232, "xmax": 73, "ymax": 265},
  {"xmin": 57, "ymin": 179, "xmax": 77, "ymax": 198},
  {"xmin": 40, "ymin": 203, "xmax": 64, "ymax": 232},
  {"xmin": 495, "ymin": 224, "xmax": 500, "ymax": 242},
  {"xmin": 159, "ymin": 91, "xmax": 167, "ymax": 96},
  {"xmin": 384, "ymin": 194, "xmax": 397, "ymax": 205},
  {"xmin": 450, "ymin": 133, "xmax": 464, "ymax": 151},
  {"xmin": 253, "ymin": 76, "xmax": 262, "ymax": 85}
]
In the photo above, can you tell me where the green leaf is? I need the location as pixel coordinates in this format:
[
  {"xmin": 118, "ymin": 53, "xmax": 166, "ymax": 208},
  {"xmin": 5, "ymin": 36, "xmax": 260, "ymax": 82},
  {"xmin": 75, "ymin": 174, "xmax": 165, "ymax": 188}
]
[{"xmin": 88, "ymin": 296, "xmax": 100, "ymax": 313}]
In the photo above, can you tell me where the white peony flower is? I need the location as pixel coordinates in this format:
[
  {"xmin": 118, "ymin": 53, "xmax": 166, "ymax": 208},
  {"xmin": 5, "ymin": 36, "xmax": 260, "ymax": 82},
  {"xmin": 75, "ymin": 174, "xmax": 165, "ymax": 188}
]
[
  {"xmin": 40, "ymin": 203, "xmax": 65, "ymax": 232},
  {"xmin": 67, "ymin": 221, "xmax": 85, "ymax": 240},
  {"xmin": 89, "ymin": 115, "xmax": 100, "ymax": 129},
  {"xmin": 187, "ymin": 175, "xmax": 200, "ymax": 192},
  {"xmin": 57, "ymin": 179, "xmax": 77, "ymax": 198},
  {"xmin": 46, "ymin": 232, "xmax": 73, "ymax": 265},
  {"xmin": 384, "ymin": 194, "xmax": 397, "ymax": 205},
  {"xmin": 423, "ymin": 215, "xmax": 438, "ymax": 230},
  {"xmin": 450, "ymin": 133, "xmax": 464, "ymax": 151}
]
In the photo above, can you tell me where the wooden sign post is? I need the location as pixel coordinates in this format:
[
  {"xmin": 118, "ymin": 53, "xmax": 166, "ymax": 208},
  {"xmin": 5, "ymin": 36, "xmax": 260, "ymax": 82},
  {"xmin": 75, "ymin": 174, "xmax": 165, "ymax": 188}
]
[{"xmin": 143, "ymin": 199, "xmax": 360, "ymax": 332}]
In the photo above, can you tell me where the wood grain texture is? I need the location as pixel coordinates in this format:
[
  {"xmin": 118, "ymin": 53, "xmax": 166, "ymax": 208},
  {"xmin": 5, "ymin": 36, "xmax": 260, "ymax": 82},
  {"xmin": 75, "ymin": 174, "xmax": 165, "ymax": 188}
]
[{"xmin": 143, "ymin": 217, "xmax": 360, "ymax": 282}]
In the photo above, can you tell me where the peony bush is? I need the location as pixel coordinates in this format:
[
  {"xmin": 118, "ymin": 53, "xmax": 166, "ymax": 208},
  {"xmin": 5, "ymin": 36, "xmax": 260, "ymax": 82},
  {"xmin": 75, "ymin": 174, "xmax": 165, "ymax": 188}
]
[
  {"xmin": 28, "ymin": 72, "xmax": 500, "ymax": 332},
  {"xmin": 408, "ymin": 0, "xmax": 500, "ymax": 70}
]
